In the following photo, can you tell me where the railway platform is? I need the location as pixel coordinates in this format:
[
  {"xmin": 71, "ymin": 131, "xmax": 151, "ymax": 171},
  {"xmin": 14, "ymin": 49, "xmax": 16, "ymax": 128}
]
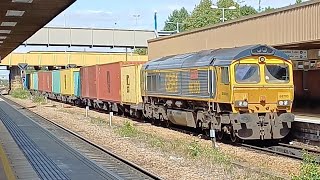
[
  {"xmin": 0, "ymin": 97, "xmax": 157, "ymax": 180},
  {"xmin": 293, "ymin": 114, "xmax": 320, "ymax": 146}
]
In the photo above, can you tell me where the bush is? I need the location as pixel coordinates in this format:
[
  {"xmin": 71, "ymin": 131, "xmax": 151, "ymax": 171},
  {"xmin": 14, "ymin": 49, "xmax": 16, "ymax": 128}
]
[
  {"xmin": 292, "ymin": 153, "xmax": 320, "ymax": 180},
  {"xmin": 32, "ymin": 94, "xmax": 46, "ymax": 104},
  {"xmin": 10, "ymin": 89, "xmax": 30, "ymax": 99}
]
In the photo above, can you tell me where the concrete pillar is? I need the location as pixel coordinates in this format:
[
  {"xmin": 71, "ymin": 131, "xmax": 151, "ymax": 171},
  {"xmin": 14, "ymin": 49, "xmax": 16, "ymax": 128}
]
[{"xmin": 9, "ymin": 66, "xmax": 22, "ymax": 92}]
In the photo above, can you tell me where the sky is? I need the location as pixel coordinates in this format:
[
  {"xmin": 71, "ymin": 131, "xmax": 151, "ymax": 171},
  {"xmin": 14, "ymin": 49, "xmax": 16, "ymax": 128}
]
[{"xmin": 47, "ymin": 0, "xmax": 303, "ymax": 30}]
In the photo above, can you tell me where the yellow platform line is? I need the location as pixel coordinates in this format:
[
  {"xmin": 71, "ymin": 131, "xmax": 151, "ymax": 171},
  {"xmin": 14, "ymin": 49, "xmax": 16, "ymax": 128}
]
[{"xmin": 0, "ymin": 142, "xmax": 16, "ymax": 180}]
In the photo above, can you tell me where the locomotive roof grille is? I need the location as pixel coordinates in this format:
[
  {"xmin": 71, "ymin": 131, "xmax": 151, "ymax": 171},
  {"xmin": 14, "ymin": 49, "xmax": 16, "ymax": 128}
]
[{"xmin": 143, "ymin": 45, "xmax": 290, "ymax": 70}]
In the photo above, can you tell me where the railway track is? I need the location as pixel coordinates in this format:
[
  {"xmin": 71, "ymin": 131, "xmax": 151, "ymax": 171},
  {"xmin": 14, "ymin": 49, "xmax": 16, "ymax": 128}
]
[
  {"xmin": 240, "ymin": 142, "xmax": 320, "ymax": 163},
  {"xmin": 1, "ymin": 96, "xmax": 162, "ymax": 180}
]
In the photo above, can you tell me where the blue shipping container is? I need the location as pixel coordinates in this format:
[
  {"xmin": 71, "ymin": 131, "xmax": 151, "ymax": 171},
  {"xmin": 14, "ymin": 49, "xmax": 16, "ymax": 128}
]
[
  {"xmin": 73, "ymin": 71, "xmax": 81, "ymax": 97},
  {"xmin": 52, "ymin": 70, "xmax": 61, "ymax": 94},
  {"xmin": 32, "ymin": 72, "xmax": 38, "ymax": 90}
]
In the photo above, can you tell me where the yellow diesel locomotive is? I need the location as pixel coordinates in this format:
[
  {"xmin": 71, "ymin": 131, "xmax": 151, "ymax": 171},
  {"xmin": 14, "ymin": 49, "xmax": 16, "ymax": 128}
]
[{"xmin": 141, "ymin": 45, "xmax": 294, "ymax": 141}]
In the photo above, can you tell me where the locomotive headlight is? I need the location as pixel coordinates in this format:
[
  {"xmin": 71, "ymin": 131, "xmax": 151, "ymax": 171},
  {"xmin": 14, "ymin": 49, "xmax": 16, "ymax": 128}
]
[
  {"xmin": 278, "ymin": 100, "xmax": 291, "ymax": 107},
  {"xmin": 235, "ymin": 100, "xmax": 248, "ymax": 108}
]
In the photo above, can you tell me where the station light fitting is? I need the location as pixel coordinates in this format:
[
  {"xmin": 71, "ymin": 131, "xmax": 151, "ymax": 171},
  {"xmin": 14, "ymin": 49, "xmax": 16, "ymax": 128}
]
[
  {"xmin": 0, "ymin": 36, "xmax": 7, "ymax": 40},
  {"xmin": 0, "ymin": 30, "xmax": 11, "ymax": 34},
  {"xmin": 12, "ymin": 0, "xmax": 33, "ymax": 3},
  {"xmin": 0, "ymin": 41, "xmax": 3, "ymax": 43},
  {"xmin": 1, "ymin": 22, "xmax": 17, "ymax": 27},
  {"xmin": 6, "ymin": 10, "xmax": 25, "ymax": 17}
]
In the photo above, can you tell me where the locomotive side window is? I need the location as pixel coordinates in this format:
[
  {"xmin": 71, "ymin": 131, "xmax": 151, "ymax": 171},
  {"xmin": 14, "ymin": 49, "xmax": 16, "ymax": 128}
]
[
  {"xmin": 235, "ymin": 64, "xmax": 260, "ymax": 83},
  {"xmin": 265, "ymin": 64, "xmax": 289, "ymax": 83},
  {"xmin": 146, "ymin": 73, "xmax": 158, "ymax": 92},
  {"xmin": 221, "ymin": 67, "xmax": 229, "ymax": 84}
]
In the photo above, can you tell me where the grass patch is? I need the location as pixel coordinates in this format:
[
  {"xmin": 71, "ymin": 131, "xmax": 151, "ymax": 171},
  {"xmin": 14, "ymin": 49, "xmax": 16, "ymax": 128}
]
[
  {"xmin": 90, "ymin": 117, "xmax": 106, "ymax": 126},
  {"xmin": 114, "ymin": 121, "xmax": 231, "ymax": 167},
  {"xmin": 292, "ymin": 153, "xmax": 320, "ymax": 180},
  {"xmin": 10, "ymin": 88, "xmax": 30, "ymax": 99},
  {"xmin": 32, "ymin": 94, "xmax": 46, "ymax": 104},
  {"xmin": 117, "ymin": 121, "xmax": 139, "ymax": 137}
]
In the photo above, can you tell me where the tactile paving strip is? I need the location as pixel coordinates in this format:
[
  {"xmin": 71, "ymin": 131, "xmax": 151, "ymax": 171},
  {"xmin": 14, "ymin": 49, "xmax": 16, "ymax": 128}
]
[{"xmin": 0, "ymin": 107, "xmax": 70, "ymax": 180}]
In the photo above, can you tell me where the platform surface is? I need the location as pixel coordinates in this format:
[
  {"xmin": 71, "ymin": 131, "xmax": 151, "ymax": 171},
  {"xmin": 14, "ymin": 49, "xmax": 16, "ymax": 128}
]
[
  {"xmin": 0, "ymin": 99, "xmax": 121, "ymax": 180},
  {"xmin": 294, "ymin": 114, "xmax": 320, "ymax": 124}
]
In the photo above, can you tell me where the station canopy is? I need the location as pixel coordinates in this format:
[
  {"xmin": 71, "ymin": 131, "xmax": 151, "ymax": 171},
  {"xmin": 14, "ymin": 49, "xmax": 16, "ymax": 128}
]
[{"xmin": 0, "ymin": 0, "xmax": 76, "ymax": 60}]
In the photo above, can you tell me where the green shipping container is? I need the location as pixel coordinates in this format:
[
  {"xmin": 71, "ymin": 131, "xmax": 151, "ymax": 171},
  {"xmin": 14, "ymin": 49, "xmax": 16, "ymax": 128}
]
[
  {"xmin": 73, "ymin": 71, "xmax": 81, "ymax": 97},
  {"xmin": 52, "ymin": 70, "xmax": 61, "ymax": 94}
]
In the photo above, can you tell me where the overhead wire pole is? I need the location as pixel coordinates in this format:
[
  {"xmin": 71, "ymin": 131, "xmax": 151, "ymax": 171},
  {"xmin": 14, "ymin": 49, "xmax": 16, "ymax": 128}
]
[{"xmin": 133, "ymin": 14, "xmax": 140, "ymax": 51}]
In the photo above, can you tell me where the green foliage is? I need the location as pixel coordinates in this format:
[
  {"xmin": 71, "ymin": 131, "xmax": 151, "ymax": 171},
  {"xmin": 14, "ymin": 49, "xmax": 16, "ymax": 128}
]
[
  {"xmin": 296, "ymin": 0, "xmax": 303, "ymax": 4},
  {"xmin": 117, "ymin": 121, "xmax": 139, "ymax": 137},
  {"xmin": 163, "ymin": 7, "xmax": 190, "ymax": 32},
  {"xmin": 134, "ymin": 48, "xmax": 148, "ymax": 55},
  {"xmin": 185, "ymin": 0, "xmax": 218, "ymax": 30},
  {"xmin": 10, "ymin": 89, "xmax": 30, "ymax": 99},
  {"xmin": 263, "ymin": 6, "xmax": 275, "ymax": 12},
  {"xmin": 32, "ymin": 94, "xmax": 46, "ymax": 104},
  {"xmin": 240, "ymin": 5, "xmax": 258, "ymax": 17},
  {"xmin": 182, "ymin": 0, "xmax": 257, "ymax": 31},
  {"xmin": 292, "ymin": 153, "xmax": 320, "ymax": 180},
  {"xmin": 187, "ymin": 140, "xmax": 202, "ymax": 157}
]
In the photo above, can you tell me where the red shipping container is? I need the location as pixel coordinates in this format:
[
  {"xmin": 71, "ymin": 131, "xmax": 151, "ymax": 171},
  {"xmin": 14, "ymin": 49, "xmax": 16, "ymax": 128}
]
[
  {"xmin": 38, "ymin": 71, "xmax": 52, "ymax": 93},
  {"xmin": 96, "ymin": 61, "xmax": 145, "ymax": 103},
  {"xmin": 80, "ymin": 65, "xmax": 98, "ymax": 99}
]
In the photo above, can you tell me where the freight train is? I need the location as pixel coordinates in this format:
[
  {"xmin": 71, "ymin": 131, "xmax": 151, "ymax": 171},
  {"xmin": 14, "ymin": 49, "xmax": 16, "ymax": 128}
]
[{"xmin": 26, "ymin": 45, "xmax": 295, "ymax": 142}]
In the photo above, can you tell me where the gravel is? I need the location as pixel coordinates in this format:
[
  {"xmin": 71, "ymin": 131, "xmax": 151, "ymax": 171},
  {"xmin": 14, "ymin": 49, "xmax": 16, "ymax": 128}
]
[{"xmin": 6, "ymin": 96, "xmax": 302, "ymax": 180}]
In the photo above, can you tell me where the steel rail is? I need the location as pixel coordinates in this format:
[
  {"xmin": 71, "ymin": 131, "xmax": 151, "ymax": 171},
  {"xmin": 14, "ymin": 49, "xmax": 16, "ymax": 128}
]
[{"xmin": 1, "ymin": 95, "xmax": 162, "ymax": 180}]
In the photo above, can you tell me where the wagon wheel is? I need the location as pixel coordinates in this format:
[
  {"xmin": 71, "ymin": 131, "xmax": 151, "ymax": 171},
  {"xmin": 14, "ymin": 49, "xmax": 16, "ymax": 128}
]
[
  {"xmin": 217, "ymin": 131, "xmax": 224, "ymax": 141},
  {"xmin": 162, "ymin": 120, "xmax": 171, "ymax": 128}
]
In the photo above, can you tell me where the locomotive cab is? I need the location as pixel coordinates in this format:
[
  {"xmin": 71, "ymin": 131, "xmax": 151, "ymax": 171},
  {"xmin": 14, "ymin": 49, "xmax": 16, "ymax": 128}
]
[{"xmin": 224, "ymin": 47, "xmax": 295, "ymax": 141}]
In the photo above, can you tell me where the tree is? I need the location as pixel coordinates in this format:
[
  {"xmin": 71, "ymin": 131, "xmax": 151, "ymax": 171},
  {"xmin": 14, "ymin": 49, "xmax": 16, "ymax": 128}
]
[
  {"xmin": 163, "ymin": 8, "xmax": 189, "ymax": 32},
  {"xmin": 263, "ymin": 6, "xmax": 275, "ymax": 12},
  {"xmin": 240, "ymin": 5, "xmax": 258, "ymax": 17},
  {"xmin": 296, "ymin": 0, "xmax": 303, "ymax": 4},
  {"xmin": 134, "ymin": 48, "xmax": 148, "ymax": 55},
  {"xmin": 185, "ymin": 0, "xmax": 218, "ymax": 30}
]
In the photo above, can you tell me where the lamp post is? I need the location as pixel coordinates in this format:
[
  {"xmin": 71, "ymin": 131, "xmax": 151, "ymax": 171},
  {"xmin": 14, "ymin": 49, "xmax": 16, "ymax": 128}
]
[
  {"xmin": 211, "ymin": 5, "xmax": 237, "ymax": 22},
  {"xmin": 112, "ymin": 22, "xmax": 117, "ymax": 49},
  {"xmin": 133, "ymin": 14, "xmax": 140, "ymax": 50}
]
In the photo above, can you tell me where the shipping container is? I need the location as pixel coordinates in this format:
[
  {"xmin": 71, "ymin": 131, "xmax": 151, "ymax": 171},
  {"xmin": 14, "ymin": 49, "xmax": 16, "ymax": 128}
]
[
  {"xmin": 60, "ymin": 68, "xmax": 80, "ymax": 96},
  {"xmin": 96, "ymin": 61, "xmax": 145, "ymax": 103},
  {"xmin": 38, "ymin": 71, "xmax": 52, "ymax": 93},
  {"xmin": 25, "ymin": 73, "xmax": 31, "ymax": 89},
  {"xmin": 80, "ymin": 65, "xmax": 98, "ymax": 99},
  {"xmin": 31, "ymin": 72, "xmax": 38, "ymax": 90},
  {"xmin": 121, "ymin": 64, "xmax": 143, "ymax": 105},
  {"xmin": 52, "ymin": 70, "xmax": 61, "ymax": 94},
  {"xmin": 73, "ymin": 71, "xmax": 81, "ymax": 97}
]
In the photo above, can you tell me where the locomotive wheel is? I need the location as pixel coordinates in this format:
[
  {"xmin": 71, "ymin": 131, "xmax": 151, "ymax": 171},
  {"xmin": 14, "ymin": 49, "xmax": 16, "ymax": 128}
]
[{"xmin": 230, "ymin": 130, "xmax": 239, "ymax": 143}]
